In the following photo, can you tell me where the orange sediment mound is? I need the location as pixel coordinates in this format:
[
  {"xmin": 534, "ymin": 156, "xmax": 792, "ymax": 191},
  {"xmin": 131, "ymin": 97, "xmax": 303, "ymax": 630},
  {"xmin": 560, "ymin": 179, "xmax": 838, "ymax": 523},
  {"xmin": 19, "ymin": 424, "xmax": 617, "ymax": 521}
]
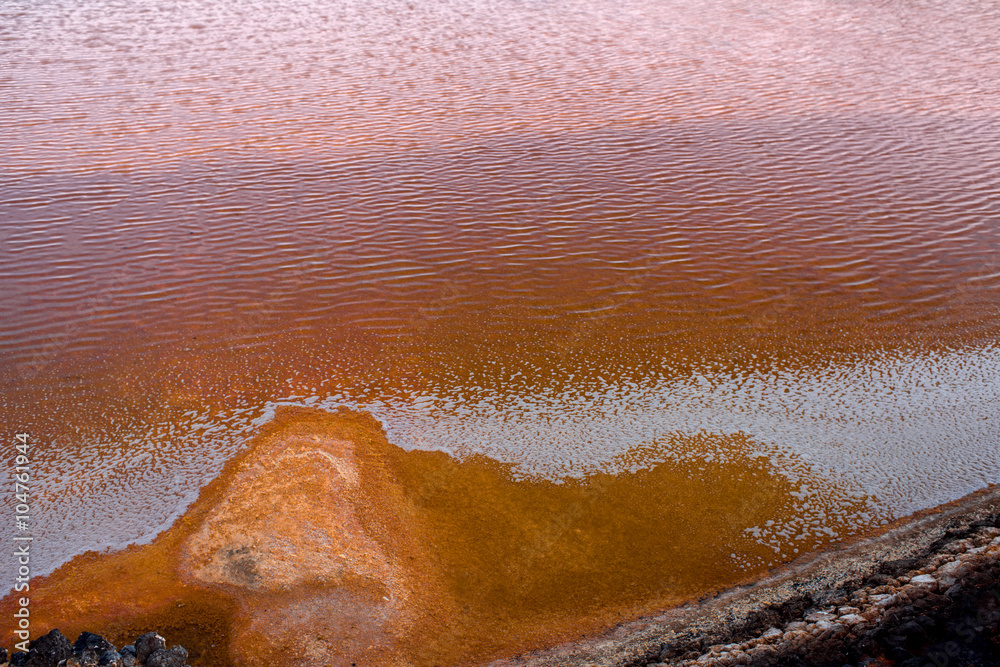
[
  {"xmin": 1, "ymin": 407, "xmax": 884, "ymax": 666},
  {"xmin": 1, "ymin": 407, "xmax": 454, "ymax": 666}
]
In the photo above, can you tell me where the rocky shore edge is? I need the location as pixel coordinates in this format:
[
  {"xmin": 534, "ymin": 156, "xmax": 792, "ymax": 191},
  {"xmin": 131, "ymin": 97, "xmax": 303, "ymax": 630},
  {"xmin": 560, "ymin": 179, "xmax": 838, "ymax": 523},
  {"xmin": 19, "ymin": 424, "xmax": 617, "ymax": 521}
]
[
  {"xmin": 492, "ymin": 485, "xmax": 1000, "ymax": 667},
  {"xmin": 0, "ymin": 630, "xmax": 190, "ymax": 667},
  {"xmin": 650, "ymin": 518, "xmax": 1000, "ymax": 666}
]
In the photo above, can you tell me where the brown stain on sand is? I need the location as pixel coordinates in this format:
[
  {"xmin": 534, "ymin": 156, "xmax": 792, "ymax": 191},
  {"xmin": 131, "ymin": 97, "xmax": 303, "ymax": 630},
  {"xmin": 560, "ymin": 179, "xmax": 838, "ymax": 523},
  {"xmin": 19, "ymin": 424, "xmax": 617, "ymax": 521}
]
[{"xmin": 1, "ymin": 407, "xmax": 882, "ymax": 666}]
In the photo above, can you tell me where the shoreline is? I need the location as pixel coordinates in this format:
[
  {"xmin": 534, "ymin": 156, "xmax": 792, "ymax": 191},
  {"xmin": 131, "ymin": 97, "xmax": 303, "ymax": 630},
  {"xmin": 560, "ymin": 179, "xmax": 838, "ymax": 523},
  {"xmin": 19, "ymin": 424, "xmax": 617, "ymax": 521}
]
[{"xmin": 2, "ymin": 407, "xmax": 997, "ymax": 666}]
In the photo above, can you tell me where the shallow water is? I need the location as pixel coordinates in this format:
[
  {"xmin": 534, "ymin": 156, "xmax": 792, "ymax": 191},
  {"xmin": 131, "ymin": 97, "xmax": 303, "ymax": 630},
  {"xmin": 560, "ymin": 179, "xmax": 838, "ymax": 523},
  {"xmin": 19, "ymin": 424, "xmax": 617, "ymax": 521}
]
[{"xmin": 2, "ymin": 0, "xmax": 1000, "ymax": 601}]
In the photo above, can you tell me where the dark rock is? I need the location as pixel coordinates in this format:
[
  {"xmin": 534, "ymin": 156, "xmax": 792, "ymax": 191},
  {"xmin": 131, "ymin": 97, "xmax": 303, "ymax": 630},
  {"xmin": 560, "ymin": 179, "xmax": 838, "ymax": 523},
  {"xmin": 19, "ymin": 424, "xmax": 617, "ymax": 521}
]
[
  {"xmin": 913, "ymin": 593, "xmax": 946, "ymax": 611},
  {"xmin": 965, "ymin": 571, "xmax": 995, "ymax": 588},
  {"xmin": 783, "ymin": 595, "xmax": 813, "ymax": 619},
  {"xmin": 811, "ymin": 588, "xmax": 847, "ymax": 607},
  {"xmin": 118, "ymin": 646, "xmax": 136, "ymax": 667},
  {"xmin": 879, "ymin": 558, "xmax": 920, "ymax": 577},
  {"xmin": 133, "ymin": 634, "xmax": 166, "ymax": 665},
  {"xmin": 72, "ymin": 634, "xmax": 114, "ymax": 658},
  {"xmin": 894, "ymin": 604, "xmax": 916, "ymax": 620},
  {"xmin": 886, "ymin": 645, "xmax": 915, "ymax": 664},
  {"xmin": 97, "ymin": 651, "xmax": 122, "ymax": 667},
  {"xmin": 77, "ymin": 649, "xmax": 99, "ymax": 666},
  {"xmin": 657, "ymin": 643, "xmax": 684, "ymax": 661},
  {"xmin": 0, "ymin": 647, "xmax": 7, "ymax": 663},
  {"xmin": 56, "ymin": 659, "xmax": 83, "ymax": 667},
  {"xmin": 145, "ymin": 646, "xmax": 188, "ymax": 667},
  {"xmin": 743, "ymin": 606, "xmax": 783, "ymax": 634},
  {"xmin": 641, "ymin": 645, "xmax": 662, "ymax": 665},
  {"xmin": 27, "ymin": 628, "xmax": 74, "ymax": 667},
  {"xmin": 11, "ymin": 651, "xmax": 30, "ymax": 667},
  {"xmin": 854, "ymin": 635, "xmax": 878, "ymax": 655},
  {"xmin": 945, "ymin": 583, "xmax": 964, "ymax": 598}
]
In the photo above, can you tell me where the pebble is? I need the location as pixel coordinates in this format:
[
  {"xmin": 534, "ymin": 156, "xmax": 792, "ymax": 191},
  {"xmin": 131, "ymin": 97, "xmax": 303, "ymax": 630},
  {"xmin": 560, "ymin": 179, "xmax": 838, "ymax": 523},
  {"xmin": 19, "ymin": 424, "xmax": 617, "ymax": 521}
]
[
  {"xmin": 937, "ymin": 560, "xmax": 968, "ymax": 576},
  {"xmin": 805, "ymin": 611, "xmax": 836, "ymax": 623},
  {"xmin": 936, "ymin": 560, "xmax": 969, "ymax": 586},
  {"xmin": 783, "ymin": 630, "xmax": 810, "ymax": 642},
  {"xmin": 839, "ymin": 613, "xmax": 865, "ymax": 625},
  {"xmin": 784, "ymin": 621, "xmax": 807, "ymax": 632},
  {"xmin": 862, "ymin": 607, "xmax": 882, "ymax": 622},
  {"xmin": 119, "ymin": 646, "xmax": 137, "ymax": 667},
  {"xmin": 910, "ymin": 574, "xmax": 937, "ymax": 585},
  {"xmin": 760, "ymin": 627, "xmax": 782, "ymax": 642},
  {"xmin": 74, "ymin": 632, "xmax": 116, "ymax": 657},
  {"xmin": 927, "ymin": 555, "xmax": 950, "ymax": 569},
  {"xmin": 944, "ymin": 539, "xmax": 974, "ymax": 553},
  {"xmin": 747, "ymin": 645, "xmax": 776, "ymax": 658},
  {"xmin": 875, "ymin": 593, "xmax": 900, "ymax": 608},
  {"xmin": 98, "ymin": 650, "xmax": 124, "ymax": 667},
  {"xmin": 837, "ymin": 606, "xmax": 861, "ymax": 615},
  {"xmin": 134, "ymin": 632, "xmax": 167, "ymax": 664},
  {"xmin": 146, "ymin": 646, "xmax": 189, "ymax": 667}
]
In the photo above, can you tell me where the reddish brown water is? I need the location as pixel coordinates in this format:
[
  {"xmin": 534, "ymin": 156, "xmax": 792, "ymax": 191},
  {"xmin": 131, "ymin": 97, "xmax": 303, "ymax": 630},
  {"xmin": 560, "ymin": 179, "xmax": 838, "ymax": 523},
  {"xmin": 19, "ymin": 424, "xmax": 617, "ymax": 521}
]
[{"xmin": 2, "ymin": 0, "xmax": 1000, "ymax": 627}]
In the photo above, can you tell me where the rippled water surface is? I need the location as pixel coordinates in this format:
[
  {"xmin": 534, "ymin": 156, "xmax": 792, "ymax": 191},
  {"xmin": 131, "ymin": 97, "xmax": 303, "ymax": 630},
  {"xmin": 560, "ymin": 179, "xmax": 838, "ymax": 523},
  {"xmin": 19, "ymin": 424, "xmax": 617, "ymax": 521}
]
[{"xmin": 2, "ymin": 0, "xmax": 1000, "ymax": 603}]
